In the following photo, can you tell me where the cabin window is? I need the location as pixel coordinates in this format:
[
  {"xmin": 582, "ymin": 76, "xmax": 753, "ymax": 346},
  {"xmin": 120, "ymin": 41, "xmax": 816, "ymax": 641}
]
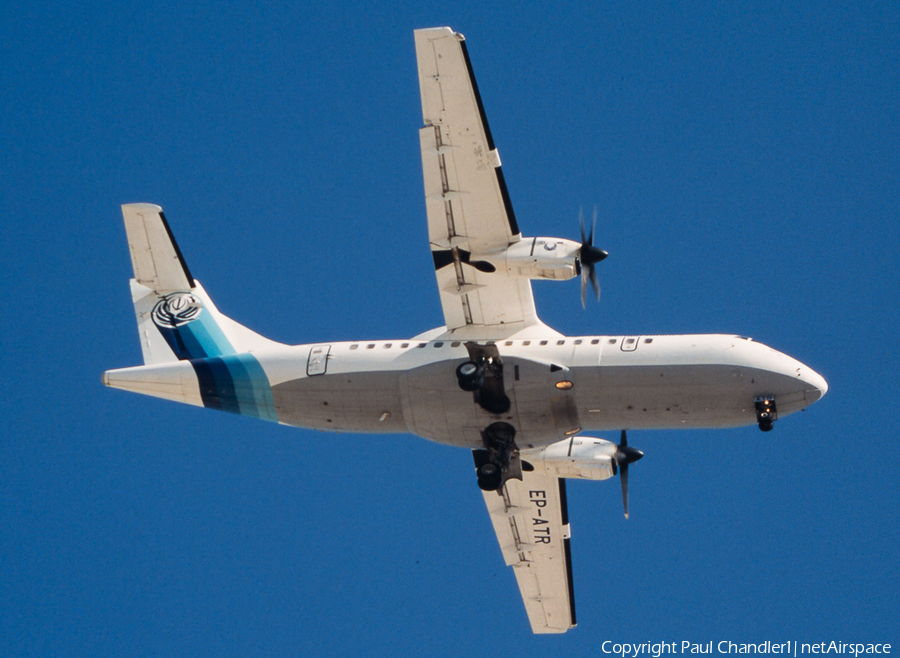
[
  {"xmin": 434, "ymin": 342, "xmax": 444, "ymax": 348},
  {"xmin": 540, "ymin": 340, "xmax": 548, "ymax": 345},
  {"xmin": 608, "ymin": 339, "xmax": 617, "ymax": 344},
  {"xmin": 591, "ymin": 339, "xmax": 599, "ymax": 345},
  {"xmin": 367, "ymin": 344, "xmax": 375, "ymax": 349},
  {"xmin": 350, "ymin": 344, "xmax": 358, "ymax": 350},
  {"xmin": 574, "ymin": 339, "xmax": 583, "ymax": 345},
  {"xmin": 644, "ymin": 338, "xmax": 653, "ymax": 344},
  {"xmin": 384, "ymin": 343, "xmax": 392, "ymax": 349},
  {"xmin": 504, "ymin": 341, "xmax": 513, "ymax": 346},
  {"xmin": 523, "ymin": 341, "xmax": 531, "ymax": 346},
  {"xmin": 451, "ymin": 341, "xmax": 460, "ymax": 347},
  {"xmin": 557, "ymin": 340, "xmax": 565, "ymax": 345},
  {"xmin": 401, "ymin": 343, "xmax": 409, "ymax": 348}
]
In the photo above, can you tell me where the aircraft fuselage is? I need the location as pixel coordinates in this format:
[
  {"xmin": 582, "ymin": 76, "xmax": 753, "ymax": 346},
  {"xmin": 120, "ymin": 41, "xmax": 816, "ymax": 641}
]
[{"xmin": 104, "ymin": 332, "xmax": 826, "ymax": 449}]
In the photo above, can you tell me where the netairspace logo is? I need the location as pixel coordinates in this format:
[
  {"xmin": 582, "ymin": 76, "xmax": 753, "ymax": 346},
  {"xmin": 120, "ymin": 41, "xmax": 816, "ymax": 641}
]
[{"xmin": 600, "ymin": 642, "xmax": 892, "ymax": 658}]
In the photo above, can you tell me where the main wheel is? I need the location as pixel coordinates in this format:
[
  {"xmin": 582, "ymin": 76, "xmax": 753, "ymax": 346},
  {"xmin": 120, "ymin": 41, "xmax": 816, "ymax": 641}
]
[
  {"xmin": 456, "ymin": 361, "xmax": 484, "ymax": 391},
  {"xmin": 476, "ymin": 462, "xmax": 503, "ymax": 491}
]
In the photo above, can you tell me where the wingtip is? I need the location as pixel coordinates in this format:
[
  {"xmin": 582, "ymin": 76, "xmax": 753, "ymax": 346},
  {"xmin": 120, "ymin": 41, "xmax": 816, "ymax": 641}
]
[{"xmin": 121, "ymin": 202, "xmax": 163, "ymax": 212}]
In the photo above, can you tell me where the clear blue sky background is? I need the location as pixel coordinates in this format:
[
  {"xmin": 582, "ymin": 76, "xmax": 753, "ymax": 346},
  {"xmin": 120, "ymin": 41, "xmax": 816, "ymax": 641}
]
[{"xmin": 2, "ymin": 1, "xmax": 897, "ymax": 656}]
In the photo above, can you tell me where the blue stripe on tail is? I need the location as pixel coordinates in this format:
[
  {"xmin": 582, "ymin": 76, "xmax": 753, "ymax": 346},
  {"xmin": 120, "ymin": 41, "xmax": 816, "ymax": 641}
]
[
  {"xmin": 153, "ymin": 297, "xmax": 277, "ymax": 421},
  {"xmin": 159, "ymin": 309, "xmax": 235, "ymax": 360}
]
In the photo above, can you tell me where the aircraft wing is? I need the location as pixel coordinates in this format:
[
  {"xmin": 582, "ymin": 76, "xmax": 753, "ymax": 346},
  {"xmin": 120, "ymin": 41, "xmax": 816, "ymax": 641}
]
[
  {"xmin": 482, "ymin": 472, "xmax": 576, "ymax": 633},
  {"xmin": 414, "ymin": 27, "xmax": 541, "ymax": 340}
]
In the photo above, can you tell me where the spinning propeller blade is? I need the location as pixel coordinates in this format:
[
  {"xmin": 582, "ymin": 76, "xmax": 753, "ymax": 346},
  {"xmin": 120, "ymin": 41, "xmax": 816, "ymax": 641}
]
[
  {"xmin": 578, "ymin": 206, "xmax": 608, "ymax": 308},
  {"xmin": 615, "ymin": 430, "xmax": 644, "ymax": 519}
]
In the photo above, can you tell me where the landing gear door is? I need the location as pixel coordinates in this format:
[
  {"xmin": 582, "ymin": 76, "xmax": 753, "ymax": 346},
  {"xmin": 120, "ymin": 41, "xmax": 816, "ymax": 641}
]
[{"xmin": 307, "ymin": 344, "xmax": 331, "ymax": 376}]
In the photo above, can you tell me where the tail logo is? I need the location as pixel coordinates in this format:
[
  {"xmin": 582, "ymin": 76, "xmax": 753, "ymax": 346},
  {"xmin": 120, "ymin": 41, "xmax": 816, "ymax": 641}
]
[{"xmin": 152, "ymin": 292, "xmax": 204, "ymax": 328}]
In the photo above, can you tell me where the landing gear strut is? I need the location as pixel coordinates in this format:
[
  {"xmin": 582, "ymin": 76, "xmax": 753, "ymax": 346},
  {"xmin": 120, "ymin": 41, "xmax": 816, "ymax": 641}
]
[
  {"xmin": 472, "ymin": 421, "xmax": 523, "ymax": 492},
  {"xmin": 755, "ymin": 396, "xmax": 777, "ymax": 432}
]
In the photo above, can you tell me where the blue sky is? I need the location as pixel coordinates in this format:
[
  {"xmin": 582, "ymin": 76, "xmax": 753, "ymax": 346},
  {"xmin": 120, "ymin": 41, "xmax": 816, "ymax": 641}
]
[{"xmin": 2, "ymin": 1, "xmax": 897, "ymax": 656}]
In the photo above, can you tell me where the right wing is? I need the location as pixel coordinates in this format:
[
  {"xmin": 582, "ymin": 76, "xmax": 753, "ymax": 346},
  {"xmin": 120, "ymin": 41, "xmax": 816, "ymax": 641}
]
[
  {"xmin": 482, "ymin": 470, "xmax": 577, "ymax": 633},
  {"xmin": 415, "ymin": 27, "xmax": 542, "ymax": 340}
]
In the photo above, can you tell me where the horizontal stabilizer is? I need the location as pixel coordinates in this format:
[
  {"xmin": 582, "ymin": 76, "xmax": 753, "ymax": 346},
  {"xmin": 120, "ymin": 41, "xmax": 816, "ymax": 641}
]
[
  {"xmin": 103, "ymin": 353, "xmax": 279, "ymax": 422},
  {"xmin": 103, "ymin": 361, "xmax": 204, "ymax": 407}
]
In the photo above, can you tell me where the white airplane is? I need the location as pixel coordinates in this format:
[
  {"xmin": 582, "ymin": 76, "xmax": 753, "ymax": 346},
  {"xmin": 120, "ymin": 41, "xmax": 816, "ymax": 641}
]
[{"xmin": 104, "ymin": 27, "xmax": 827, "ymax": 633}]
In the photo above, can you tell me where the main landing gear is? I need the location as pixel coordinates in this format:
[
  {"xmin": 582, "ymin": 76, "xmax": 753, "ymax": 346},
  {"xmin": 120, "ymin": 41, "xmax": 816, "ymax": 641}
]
[
  {"xmin": 455, "ymin": 361, "xmax": 483, "ymax": 391},
  {"xmin": 455, "ymin": 343, "xmax": 511, "ymax": 416},
  {"xmin": 457, "ymin": 344, "xmax": 520, "ymax": 492},
  {"xmin": 472, "ymin": 421, "xmax": 523, "ymax": 492},
  {"xmin": 755, "ymin": 396, "xmax": 777, "ymax": 432}
]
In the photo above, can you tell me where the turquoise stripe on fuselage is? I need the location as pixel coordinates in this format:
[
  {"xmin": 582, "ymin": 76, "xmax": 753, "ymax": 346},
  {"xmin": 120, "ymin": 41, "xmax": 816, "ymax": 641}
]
[
  {"xmin": 188, "ymin": 353, "xmax": 278, "ymax": 423},
  {"xmin": 223, "ymin": 354, "xmax": 278, "ymax": 421}
]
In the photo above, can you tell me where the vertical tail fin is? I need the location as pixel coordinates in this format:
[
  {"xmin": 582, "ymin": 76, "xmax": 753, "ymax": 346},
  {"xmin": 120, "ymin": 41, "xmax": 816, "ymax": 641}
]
[{"xmin": 122, "ymin": 203, "xmax": 283, "ymax": 365}]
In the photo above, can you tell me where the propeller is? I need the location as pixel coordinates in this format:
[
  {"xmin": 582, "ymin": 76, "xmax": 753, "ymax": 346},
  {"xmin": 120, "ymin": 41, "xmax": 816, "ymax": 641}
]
[
  {"xmin": 613, "ymin": 430, "xmax": 644, "ymax": 519},
  {"xmin": 578, "ymin": 206, "xmax": 609, "ymax": 308}
]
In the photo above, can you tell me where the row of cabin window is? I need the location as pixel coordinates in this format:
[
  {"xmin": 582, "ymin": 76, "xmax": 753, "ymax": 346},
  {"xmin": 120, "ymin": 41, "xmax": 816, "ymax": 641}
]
[{"xmin": 346, "ymin": 337, "xmax": 654, "ymax": 350}]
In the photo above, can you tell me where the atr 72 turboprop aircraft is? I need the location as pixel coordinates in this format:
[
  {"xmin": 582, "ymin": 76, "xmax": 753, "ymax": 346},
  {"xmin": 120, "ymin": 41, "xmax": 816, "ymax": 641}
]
[{"xmin": 104, "ymin": 27, "xmax": 828, "ymax": 633}]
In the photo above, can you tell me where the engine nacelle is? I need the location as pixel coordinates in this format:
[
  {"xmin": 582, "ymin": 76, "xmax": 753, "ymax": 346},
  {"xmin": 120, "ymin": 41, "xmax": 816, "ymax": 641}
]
[
  {"xmin": 478, "ymin": 237, "xmax": 581, "ymax": 282},
  {"xmin": 521, "ymin": 436, "xmax": 617, "ymax": 481}
]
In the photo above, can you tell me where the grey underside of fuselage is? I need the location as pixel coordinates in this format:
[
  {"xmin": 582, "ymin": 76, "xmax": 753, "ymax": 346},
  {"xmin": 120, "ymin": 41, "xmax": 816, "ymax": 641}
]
[{"xmin": 270, "ymin": 358, "xmax": 810, "ymax": 449}]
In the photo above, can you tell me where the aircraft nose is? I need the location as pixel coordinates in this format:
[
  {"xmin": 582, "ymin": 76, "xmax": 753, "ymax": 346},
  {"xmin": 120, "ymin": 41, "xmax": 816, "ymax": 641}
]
[{"xmin": 802, "ymin": 367, "xmax": 828, "ymax": 404}]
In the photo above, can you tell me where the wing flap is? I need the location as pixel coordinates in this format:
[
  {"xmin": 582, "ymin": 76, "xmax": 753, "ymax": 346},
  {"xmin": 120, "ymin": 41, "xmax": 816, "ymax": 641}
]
[{"xmin": 482, "ymin": 473, "xmax": 576, "ymax": 634}]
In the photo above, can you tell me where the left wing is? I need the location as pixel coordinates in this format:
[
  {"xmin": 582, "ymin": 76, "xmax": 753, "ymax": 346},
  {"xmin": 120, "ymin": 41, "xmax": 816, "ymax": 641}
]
[
  {"xmin": 482, "ymin": 471, "xmax": 576, "ymax": 633},
  {"xmin": 415, "ymin": 27, "xmax": 542, "ymax": 340}
]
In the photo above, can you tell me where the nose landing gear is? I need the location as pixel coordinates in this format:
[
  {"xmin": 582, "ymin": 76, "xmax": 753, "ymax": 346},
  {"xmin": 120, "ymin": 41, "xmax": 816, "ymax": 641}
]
[{"xmin": 755, "ymin": 396, "xmax": 777, "ymax": 432}]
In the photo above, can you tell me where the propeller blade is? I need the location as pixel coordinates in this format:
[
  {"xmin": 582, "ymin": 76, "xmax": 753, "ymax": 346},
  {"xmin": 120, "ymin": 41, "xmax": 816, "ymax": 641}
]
[
  {"xmin": 579, "ymin": 206, "xmax": 587, "ymax": 245},
  {"xmin": 576, "ymin": 206, "xmax": 608, "ymax": 307},
  {"xmin": 580, "ymin": 266, "xmax": 589, "ymax": 308},
  {"xmin": 615, "ymin": 430, "xmax": 643, "ymax": 519},
  {"xmin": 589, "ymin": 265, "xmax": 600, "ymax": 301}
]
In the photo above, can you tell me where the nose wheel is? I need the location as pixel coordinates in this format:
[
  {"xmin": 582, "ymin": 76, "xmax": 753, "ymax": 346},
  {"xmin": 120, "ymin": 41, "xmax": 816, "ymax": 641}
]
[{"xmin": 755, "ymin": 396, "xmax": 777, "ymax": 432}]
